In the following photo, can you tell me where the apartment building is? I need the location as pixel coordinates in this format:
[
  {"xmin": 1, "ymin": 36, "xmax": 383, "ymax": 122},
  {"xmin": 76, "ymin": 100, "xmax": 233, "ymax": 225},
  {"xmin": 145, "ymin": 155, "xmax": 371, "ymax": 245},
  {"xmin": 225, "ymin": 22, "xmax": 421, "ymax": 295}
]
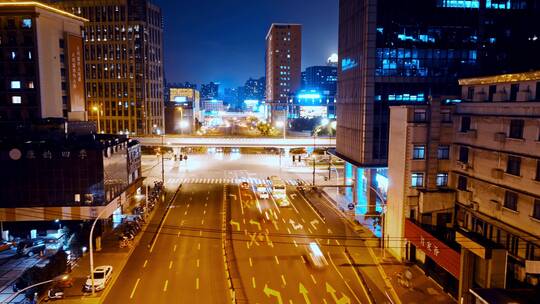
[
  {"xmin": 387, "ymin": 71, "xmax": 540, "ymax": 303},
  {"xmin": 48, "ymin": 0, "xmax": 164, "ymax": 135},
  {"xmin": 0, "ymin": 1, "xmax": 87, "ymax": 122}
]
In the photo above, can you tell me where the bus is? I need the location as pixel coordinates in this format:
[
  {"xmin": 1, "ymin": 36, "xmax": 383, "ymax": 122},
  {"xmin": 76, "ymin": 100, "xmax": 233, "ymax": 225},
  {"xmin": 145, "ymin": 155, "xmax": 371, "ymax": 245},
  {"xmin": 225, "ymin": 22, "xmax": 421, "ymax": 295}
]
[{"xmin": 269, "ymin": 176, "xmax": 289, "ymax": 207}]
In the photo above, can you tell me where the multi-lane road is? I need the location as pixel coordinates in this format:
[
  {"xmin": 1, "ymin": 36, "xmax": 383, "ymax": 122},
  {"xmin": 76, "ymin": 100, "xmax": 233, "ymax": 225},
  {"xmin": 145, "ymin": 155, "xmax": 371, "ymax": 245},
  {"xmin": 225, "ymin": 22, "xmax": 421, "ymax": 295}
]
[{"xmin": 103, "ymin": 152, "xmax": 392, "ymax": 303}]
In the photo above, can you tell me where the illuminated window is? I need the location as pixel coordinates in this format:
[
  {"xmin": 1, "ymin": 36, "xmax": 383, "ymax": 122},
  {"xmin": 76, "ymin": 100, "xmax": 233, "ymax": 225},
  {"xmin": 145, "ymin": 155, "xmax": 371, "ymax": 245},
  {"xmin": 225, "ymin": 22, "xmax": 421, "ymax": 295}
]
[
  {"xmin": 21, "ymin": 18, "xmax": 32, "ymax": 28},
  {"xmin": 438, "ymin": 0, "xmax": 480, "ymax": 8},
  {"xmin": 10, "ymin": 81, "xmax": 21, "ymax": 89},
  {"xmin": 412, "ymin": 145, "xmax": 425, "ymax": 159},
  {"xmin": 12, "ymin": 96, "xmax": 22, "ymax": 104},
  {"xmin": 411, "ymin": 173, "xmax": 424, "ymax": 187},
  {"xmin": 436, "ymin": 173, "xmax": 448, "ymax": 187}
]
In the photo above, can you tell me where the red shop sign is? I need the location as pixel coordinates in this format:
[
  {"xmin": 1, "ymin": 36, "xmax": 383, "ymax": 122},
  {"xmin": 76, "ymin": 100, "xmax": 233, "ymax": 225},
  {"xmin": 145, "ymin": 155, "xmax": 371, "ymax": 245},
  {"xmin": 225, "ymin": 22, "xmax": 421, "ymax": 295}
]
[{"xmin": 405, "ymin": 219, "xmax": 461, "ymax": 278}]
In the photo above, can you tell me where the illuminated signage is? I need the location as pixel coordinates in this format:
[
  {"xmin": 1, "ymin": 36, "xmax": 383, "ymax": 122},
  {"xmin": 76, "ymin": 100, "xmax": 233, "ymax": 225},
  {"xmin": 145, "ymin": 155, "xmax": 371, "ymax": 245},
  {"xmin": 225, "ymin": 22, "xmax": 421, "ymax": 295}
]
[
  {"xmin": 299, "ymin": 106, "xmax": 327, "ymax": 118},
  {"xmin": 298, "ymin": 93, "xmax": 321, "ymax": 99},
  {"xmin": 173, "ymin": 96, "xmax": 187, "ymax": 103},
  {"xmin": 341, "ymin": 58, "xmax": 358, "ymax": 71},
  {"xmin": 66, "ymin": 34, "xmax": 84, "ymax": 113}
]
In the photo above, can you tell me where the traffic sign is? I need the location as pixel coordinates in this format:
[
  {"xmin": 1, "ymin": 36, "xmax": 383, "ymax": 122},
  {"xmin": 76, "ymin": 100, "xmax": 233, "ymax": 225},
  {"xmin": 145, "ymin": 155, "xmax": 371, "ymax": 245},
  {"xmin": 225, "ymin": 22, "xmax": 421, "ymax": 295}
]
[{"xmin": 347, "ymin": 203, "xmax": 355, "ymax": 210}]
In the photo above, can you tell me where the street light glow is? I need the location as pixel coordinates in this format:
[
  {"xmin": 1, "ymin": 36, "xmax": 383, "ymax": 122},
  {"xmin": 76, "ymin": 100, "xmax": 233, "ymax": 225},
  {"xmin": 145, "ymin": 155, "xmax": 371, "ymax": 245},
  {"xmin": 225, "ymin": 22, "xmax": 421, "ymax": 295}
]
[{"xmin": 321, "ymin": 118, "xmax": 330, "ymax": 126}]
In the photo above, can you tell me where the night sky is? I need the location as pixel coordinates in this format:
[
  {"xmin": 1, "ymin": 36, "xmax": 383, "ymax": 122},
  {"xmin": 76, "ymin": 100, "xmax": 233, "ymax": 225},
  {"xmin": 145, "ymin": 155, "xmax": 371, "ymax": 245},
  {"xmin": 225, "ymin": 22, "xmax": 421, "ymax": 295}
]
[{"xmin": 154, "ymin": 0, "xmax": 338, "ymax": 89}]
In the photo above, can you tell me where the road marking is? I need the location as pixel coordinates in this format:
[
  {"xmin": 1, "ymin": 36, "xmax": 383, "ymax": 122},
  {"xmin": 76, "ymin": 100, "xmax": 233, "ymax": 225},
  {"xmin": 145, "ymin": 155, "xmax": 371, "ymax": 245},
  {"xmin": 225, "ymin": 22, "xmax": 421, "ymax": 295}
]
[
  {"xmin": 163, "ymin": 280, "xmax": 168, "ymax": 292},
  {"xmin": 177, "ymin": 231, "xmax": 181, "ymax": 237},
  {"xmin": 310, "ymin": 219, "xmax": 320, "ymax": 230},
  {"xmin": 300, "ymin": 255, "xmax": 306, "ymax": 263},
  {"xmin": 246, "ymin": 242, "xmax": 250, "ymax": 249},
  {"xmin": 249, "ymin": 219, "xmax": 261, "ymax": 230},
  {"xmin": 199, "ymin": 230, "xmax": 203, "ymax": 236},
  {"xmin": 198, "ymin": 243, "xmax": 201, "ymax": 250},
  {"xmin": 293, "ymin": 240, "xmax": 298, "ymax": 247},
  {"xmin": 206, "ymin": 196, "xmax": 209, "ymax": 200},
  {"xmin": 335, "ymin": 240, "xmax": 341, "ymax": 246},
  {"xmin": 343, "ymin": 251, "xmax": 372, "ymax": 304},
  {"xmin": 196, "ymin": 278, "xmax": 200, "ymax": 290},
  {"xmin": 201, "ymin": 219, "xmax": 204, "ymax": 225},
  {"xmin": 263, "ymin": 284, "xmax": 283, "ymax": 304},
  {"xmin": 249, "ymin": 257, "xmax": 253, "ymax": 267},
  {"xmin": 289, "ymin": 199, "xmax": 300, "ymax": 214},
  {"xmin": 281, "ymin": 274, "xmax": 287, "ymax": 286},
  {"xmin": 150, "ymin": 200, "xmax": 174, "ymax": 253},
  {"xmin": 328, "ymin": 228, "xmax": 333, "ymax": 234},
  {"xmin": 203, "ymin": 210, "xmax": 206, "ymax": 215},
  {"xmin": 130, "ymin": 278, "xmax": 141, "ymax": 299},
  {"xmin": 281, "ymin": 218, "xmax": 286, "ymax": 224},
  {"xmin": 311, "ymin": 274, "xmax": 317, "ymax": 284},
  {"xmin": 287, "ymin": 228, "xmax": 291, "ymax": 234},
  {"xmin": 327, "ymin": 252, "xmax": 363, "ymax": 304},
  {"xmin": 299, "ymin": 282, "xmax": 311, "ymax": 304},
  {"xmin": 323, "ymin": 299, "xmax": 328, "ymax": 304},
  {"xmin": 143, "ymin": 260, "xmax": 148, "ymax": 268},
  {"xmin": 252, "ymin": 277, "xmax": 256, "ymax": 288},
  {"xmin": 274, "ymin": 256, "xmax": 280, "ymax": 265},
  {"xmin": 196, "ymin": 259, "xmax": 200, "ymax": 268},
  {"xmin": 184, "ymin": 210, "xmax": 188, "ymax": 215},
  {"xmin": 308, "ymin": 228, "xmax": 313, "ymax": 234},
  {"xmin": 180, "ymin": 220, "xmax": 185, "ymax": 226},
  {"xmin": 272, "ymin": 220, "xmax": 279, "ymax": 230}
]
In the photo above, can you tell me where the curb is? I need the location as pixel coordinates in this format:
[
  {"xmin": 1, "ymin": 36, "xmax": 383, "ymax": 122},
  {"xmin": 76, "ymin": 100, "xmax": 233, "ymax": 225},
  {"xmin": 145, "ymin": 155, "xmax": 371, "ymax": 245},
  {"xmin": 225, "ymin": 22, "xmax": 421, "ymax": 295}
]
[{"xmin": 312, "ymin": 190, "xmax": 402, "ymax": 304}]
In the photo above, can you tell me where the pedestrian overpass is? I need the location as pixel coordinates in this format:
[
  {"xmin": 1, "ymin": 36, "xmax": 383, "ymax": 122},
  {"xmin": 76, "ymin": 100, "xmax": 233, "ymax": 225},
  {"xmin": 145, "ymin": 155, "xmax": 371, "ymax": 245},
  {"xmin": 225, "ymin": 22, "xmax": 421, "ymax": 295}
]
[{"xmin": 134, "ymin": 136, "xmax": 335, "ymax": 148}]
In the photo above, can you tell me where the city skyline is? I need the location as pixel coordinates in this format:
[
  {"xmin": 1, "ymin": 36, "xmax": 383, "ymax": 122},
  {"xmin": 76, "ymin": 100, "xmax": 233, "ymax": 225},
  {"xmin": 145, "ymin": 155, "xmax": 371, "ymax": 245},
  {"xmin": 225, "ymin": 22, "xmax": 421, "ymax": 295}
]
[{"xmin": 155, "ymin": 0, "xmax": 338, "ymax": 88}]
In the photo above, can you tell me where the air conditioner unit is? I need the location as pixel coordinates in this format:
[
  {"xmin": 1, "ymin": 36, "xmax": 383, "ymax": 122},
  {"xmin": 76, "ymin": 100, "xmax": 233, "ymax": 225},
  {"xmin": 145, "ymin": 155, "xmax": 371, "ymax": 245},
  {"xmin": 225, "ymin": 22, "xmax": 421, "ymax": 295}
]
[
  {"xmin": 494, "ymin": 132, "xmax": 506, "ymax": 143},
  {"xmin": 491, "ymin": 168, "xmax": 504, "ymax": 179}
]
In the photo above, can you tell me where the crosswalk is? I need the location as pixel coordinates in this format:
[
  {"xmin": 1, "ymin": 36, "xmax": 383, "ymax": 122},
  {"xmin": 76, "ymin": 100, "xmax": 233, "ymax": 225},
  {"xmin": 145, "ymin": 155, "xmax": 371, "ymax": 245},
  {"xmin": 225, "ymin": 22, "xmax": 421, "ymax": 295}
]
[{"xmin": 165, "ymin": 177, "xmax": 306, "ymax": 186}]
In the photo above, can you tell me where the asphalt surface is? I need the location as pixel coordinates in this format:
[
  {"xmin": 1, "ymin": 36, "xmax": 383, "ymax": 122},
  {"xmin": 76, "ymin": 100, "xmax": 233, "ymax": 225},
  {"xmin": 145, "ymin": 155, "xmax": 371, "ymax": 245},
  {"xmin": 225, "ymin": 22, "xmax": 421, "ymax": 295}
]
[
  {"xmin": 103, "ymin": 153, "xmax": 390, "ymax": 303},
  {"xmin": 103, "ymin": 183, "xmax": 228, "ymax": 303}
]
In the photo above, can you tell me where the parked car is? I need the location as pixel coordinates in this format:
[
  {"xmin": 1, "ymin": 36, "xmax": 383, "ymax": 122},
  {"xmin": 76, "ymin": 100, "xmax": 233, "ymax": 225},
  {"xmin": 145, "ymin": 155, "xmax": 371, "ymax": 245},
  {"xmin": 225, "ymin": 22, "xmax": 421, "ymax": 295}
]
[
  {"xmin": 0, "ymin": 241, "xmax": 12, "ymax": 252},
  {"xmin": 84, "ymin": 265, "xmax": 113, "ymax": 292},
  {"xmin": 16, "ymin": 239, "xmax": 46, "ymax": 257}
]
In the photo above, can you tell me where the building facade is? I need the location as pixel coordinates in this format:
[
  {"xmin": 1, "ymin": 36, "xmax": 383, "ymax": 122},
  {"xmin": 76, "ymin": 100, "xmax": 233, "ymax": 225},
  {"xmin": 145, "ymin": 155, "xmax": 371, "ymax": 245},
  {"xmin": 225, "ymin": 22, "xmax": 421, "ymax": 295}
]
[
  {"xmin": 48, "ymin": 0, "xmax": 165, "ymax": 135},
  {"xmin": 200, "ymin": 82, "xmax": 219, "ymax": 100},
  {"xmin": 386, "ymin": 71, "xmax": 540, "ymax": 303},
  {"xmin": 265, "ymin": 23, "xmax": 302, "ymax": 122},
  {"xmin": 303, "ymin": 65, "xmax": 338, "ymax": 96},
  {"xmin": 0, "ymin": 120, "xmax": 142, "ymax": 221},
  {"xmin": 287, "ymin": 89, "xmax": 336, "ymax": 120},
  {"xmin": 165, "ymin": 87, "xmax": 200, "ymax": 134},
  {"xmin": 0, "ymin": 2, "xmax": 87, "ymax": 123}
]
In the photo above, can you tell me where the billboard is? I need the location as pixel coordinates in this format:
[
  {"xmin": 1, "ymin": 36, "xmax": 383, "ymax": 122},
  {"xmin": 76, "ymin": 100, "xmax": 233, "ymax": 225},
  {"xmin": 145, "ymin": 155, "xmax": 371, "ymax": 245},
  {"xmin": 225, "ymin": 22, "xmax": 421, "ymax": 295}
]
[
  {"xmin": 66, "ymin": 34, "xmax": 85, "ymax": 116},
  {"xmin": 299, "ymin": 106, "xmax": 327, "ymax": 118}
]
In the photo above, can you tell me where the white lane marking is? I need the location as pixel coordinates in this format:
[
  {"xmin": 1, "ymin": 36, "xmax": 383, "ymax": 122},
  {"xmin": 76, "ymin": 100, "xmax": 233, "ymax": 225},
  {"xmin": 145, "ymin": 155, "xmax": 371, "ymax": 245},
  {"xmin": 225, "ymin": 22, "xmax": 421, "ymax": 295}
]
[
  {"xmin": 327, "ymin": 252, "xmax": 363, "ymax": 304},
  {"xmin": 252, "ymin": 277, "xmax": 256, "ymax": 288},
  {"xmin": 163, "ymin": 280, "xmax": 168, "ymax": 292},
  {"xmin": 300, "ymin": 255, "xmax": 306, "ymax": 263},
  {"xmin": 293, "ymin": 240, "xmax": 298, "ymax": 247},
  {"xmin": 287, "ymin": 228, "xmax": 291, "ymax": 234},
  {"xmin": 335, "ymin": 239, "xmax": 341, "ymax": 246},
  {"xmin": 198, "ymin": 243, "xmax": 201, "ymax": 250},
  {"xmin": 143, "ymin": 260, "xmax": 148, "ymax": 268},
  {"xmin": 281, "ymin": 275, "xmax": 287, "ymax": 286},
  {"xmin": 169, "ymin": 261, "xmax": 173, "ymax": 269},
  {"xmin": 249, "ymin": 257, "xmax": 253, "ymax": 267},
  {"xmin": 173, "ymin": 245, "xmax": 177, "ymax": 252},
  {"xmin": 296, "ymin": 189, "xmax": 326, "ymax": 223},
  {"xmin": 274, "ymin": 256, "xmax": 280, "ymax": 265},
  {"xmin": 201, "ymin": 219, "xmax": 204, "ymax": 225},
  {"xmin": 197, "ymin": 259, "xmax": 200, "ymax": 268},
  {"xmin": 196, "ymin": 278, "xmax": 200, "ymax": 290},
  {"xmin": 130, "ymin": 278, "xmax": 141, "ymax": 299},
  {"xmin": 343, "ymin": 251, "xmax": 373, "ymax": 304},
  {"xmin": 311, "ymin": 274, "xmax": 317, "ymax": 284},
  {"xmin": 150, "ymin": 199, "xmax": 174, "ymax": 253}
]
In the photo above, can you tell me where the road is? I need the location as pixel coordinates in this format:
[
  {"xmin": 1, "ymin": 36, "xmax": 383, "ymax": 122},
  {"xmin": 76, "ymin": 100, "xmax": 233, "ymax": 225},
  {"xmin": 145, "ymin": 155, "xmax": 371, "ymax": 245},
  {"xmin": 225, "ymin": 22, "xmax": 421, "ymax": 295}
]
[{"xmin": 104, "ymin": 152, "xmax": 390, "ymax": 303}]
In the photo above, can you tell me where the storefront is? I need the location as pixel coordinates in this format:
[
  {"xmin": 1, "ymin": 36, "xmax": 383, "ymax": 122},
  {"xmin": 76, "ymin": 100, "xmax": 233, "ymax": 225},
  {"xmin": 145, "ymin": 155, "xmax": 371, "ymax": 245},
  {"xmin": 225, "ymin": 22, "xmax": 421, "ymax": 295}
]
[{"xmin": 405, "ymin": 219, "xmax": 460, "ymax": 297}]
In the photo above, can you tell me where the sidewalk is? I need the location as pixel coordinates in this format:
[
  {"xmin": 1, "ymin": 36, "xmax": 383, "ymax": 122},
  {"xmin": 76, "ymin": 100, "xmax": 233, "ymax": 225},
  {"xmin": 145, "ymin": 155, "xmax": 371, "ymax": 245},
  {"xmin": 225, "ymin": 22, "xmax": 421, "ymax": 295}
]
[
  {"xmin": 54, "ymin": 183, "xmax": 176, "ymax": 304},
  {"xmin": 323, "ymin": 188, "xmax": 456, "ymax": 303}
]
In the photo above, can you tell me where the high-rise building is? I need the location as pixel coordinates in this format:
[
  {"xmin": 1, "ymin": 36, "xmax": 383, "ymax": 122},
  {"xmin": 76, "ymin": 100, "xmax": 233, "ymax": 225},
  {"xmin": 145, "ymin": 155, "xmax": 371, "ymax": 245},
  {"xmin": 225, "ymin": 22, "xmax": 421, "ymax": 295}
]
[
  {"xmin": 386, "ymin": 71, "xmax": 540, "ymax": 303},
  {"xmin": 303, "ymin": 65, "xmax": 338, "ymax": 95},
  {"xmin": 200, "ymin": 82, "xmax": 219, "ymax": 100},
  {"xmin": 265, "ymin": 23, "xmax": 302, "ymax": 121},
  {"xmin": 0, "ymin": 2, "xmax": 87, "ymax": 122},
  {"xmin": 334, "ymin": 0, "xmax": 540, "ymax": 213},
  {"xmin": 244, "ymin": 77, "xmax": 265, "ymax": 101},
  {"xmin": 336, "ymin": 0, "xmax": 540, "ymax": 168},
  {"xmin": 48, "ymin": 0, "xmax": 165, "ymax": 135},
  {"xmin": 165, "ymin": 88, "xmax": 200, "ymax": 134}
]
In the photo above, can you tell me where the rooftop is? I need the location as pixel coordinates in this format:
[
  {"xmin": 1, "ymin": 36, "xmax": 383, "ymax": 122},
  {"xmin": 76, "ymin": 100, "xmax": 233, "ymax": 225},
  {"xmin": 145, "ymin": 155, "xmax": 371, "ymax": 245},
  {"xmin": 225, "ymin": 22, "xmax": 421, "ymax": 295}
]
[
  {"xmin": 459, "ymin": 70, "xmax": 540, "ymax": 86},
  {"xmin": 0, "ymin": 1, "xmax": 88, "ymax": 23}
]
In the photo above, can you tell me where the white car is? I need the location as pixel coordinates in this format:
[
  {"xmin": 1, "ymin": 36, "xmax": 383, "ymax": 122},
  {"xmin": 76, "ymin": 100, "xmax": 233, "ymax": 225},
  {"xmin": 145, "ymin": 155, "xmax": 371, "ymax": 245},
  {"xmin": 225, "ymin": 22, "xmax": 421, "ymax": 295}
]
[
  {"xmin": 84, "ymin": 265, "xmax": 113, "ymax": 292},
  {"xmin": 307, "ymin": 242, "xmax": 328, "ymax": 269}
]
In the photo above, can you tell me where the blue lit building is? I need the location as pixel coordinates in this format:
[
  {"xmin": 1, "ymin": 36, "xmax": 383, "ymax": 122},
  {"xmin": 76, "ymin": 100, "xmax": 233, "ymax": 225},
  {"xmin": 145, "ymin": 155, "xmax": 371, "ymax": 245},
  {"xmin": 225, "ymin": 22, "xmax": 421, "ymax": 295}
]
[
  {"xmin": 303, "ymin": 65, "xmax": 338, "ymax": 96},
  {"xmin": 287, "ymin": 89, "xmax": 336, "ymax": 119}
]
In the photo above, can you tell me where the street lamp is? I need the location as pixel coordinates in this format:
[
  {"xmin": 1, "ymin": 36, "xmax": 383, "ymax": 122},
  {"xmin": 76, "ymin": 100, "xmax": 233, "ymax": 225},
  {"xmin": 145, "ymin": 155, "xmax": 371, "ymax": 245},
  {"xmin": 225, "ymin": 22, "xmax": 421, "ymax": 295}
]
[
  {"xmin": 3, "ymin": 275, "xmax": 70, "ymax": 303},
  {"xmin": 92, "ymin": 105, "xmax": 101, "ymax": 133},
  {"xmin": 89, "ymin": 207, "xmax": 111, "ymax": 296},
  {"xmin": 275, "ymin": 120, "xmax": 286, "ymax": 140},
  {"xmin": 155, "ymin": 128, "xmax": 165, "ymax": 183}
]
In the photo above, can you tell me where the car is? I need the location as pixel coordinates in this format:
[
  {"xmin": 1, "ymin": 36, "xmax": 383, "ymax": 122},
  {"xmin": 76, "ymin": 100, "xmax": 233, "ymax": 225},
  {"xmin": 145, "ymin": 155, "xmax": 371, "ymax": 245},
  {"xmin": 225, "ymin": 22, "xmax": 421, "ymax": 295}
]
[
  {"xmin": 84, "ymin": 265, "xmax": 113, "ymax": 292},
  {"xmin": 240, "ymin": 181, "xmax": 250, "ymax": 190},
  {"xmin": 0, "ymin": 242, "xmax": 12, "ymax": 252},
  {"xmin": 256, "ymin": 184, "xmax": 269, "ymax": 199},
  {"xmin": 276, "ymin": 197, "xmax": 290, "ymax": 207},
  {"xmin": 16, "ymin": 239, "xmax": 46, "ymax": 257},
  {"xmin": 306, "ymin": 242, "xmax": 328, "ymax": 269}
]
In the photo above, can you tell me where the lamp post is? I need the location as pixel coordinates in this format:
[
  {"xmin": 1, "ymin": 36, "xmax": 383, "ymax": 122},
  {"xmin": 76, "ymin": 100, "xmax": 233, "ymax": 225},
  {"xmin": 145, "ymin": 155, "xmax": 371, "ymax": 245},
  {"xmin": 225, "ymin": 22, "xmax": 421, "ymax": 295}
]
[
  {"xmin": 92, "ymin": 104, "xmax": 101, "ymax": 133},
  {"xmin": 89, "ymin": 207, "xmax": 111, "ymax": 295},
  {"xmin": 156, "ymin": 128, "xmax": 164, "ymax": 183},
  {"xmin": 367, "ymin": 184, "xmax": 387, "ymax": 259},
  {"xmin": 3, "ymin": 275, "xmax": 70, "ymax": 303}
]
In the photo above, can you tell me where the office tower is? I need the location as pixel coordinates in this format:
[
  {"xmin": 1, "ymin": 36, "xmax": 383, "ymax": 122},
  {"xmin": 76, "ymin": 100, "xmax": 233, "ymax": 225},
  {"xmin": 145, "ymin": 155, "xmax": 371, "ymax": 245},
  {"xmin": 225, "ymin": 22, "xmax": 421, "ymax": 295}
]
[
  {"xmin": 165, "ymin": 87, "xmax": 200, "ymax": 134},
  {"xmin": 265, "ymin": 23, "xmax": 302, "ymax": 121},
  {"xmin": 335, "ymin": 0, "xmax": 540, "ymax": 211},
  {"xmin": 303, "ymin": 65, "xmax": 338, "ymax": 95},
  {"xmin": 48, "ymin": 0, "xmax": 164, "ymax": 135},
  {"xmin": 244, "ymin": 77, "xmax": 265, "ymax": 101},
  {"xmin": 0, "ymin": 2, "xmax": 87, "ymax": 122},
  {"xmin": 200, "ymin": 82, "xmax": 219, "ymax": 100}
]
